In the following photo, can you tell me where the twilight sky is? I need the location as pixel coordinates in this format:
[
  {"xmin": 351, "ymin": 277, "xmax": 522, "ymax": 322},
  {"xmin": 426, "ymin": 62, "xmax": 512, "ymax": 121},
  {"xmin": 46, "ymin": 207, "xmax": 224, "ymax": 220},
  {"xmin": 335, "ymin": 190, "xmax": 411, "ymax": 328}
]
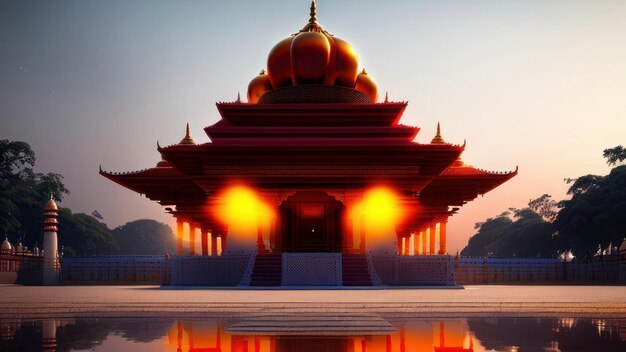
[{"xmin": 2, "ymin": 0, "xmax": 625, "ymax": 254}]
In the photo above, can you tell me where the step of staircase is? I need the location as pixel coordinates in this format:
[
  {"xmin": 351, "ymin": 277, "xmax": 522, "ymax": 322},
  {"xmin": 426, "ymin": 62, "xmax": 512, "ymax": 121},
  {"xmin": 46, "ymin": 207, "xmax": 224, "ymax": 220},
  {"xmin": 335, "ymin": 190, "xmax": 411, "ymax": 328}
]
[
  {"xmin": 249, "ymin": 254, "xmax": 283, "ymax": 286},
  {"xmin": 342, "ymin": 254, "xmax": 373, "ymax": 286}
]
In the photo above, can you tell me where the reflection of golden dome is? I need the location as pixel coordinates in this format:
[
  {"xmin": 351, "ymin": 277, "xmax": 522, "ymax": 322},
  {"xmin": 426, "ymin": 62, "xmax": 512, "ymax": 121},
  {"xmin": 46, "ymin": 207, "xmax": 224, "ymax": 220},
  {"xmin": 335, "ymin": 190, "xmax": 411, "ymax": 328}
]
[
  {"xmin": 247, "ymin": 70, "xmax": 272, "ymax": 104},
  {"xmin": 355, "ymin": 69, "xmax": 378, "ymax": 103},
  {"xmin": 250, "ymin": 0, "xmax": 374, "ymax": 103}
]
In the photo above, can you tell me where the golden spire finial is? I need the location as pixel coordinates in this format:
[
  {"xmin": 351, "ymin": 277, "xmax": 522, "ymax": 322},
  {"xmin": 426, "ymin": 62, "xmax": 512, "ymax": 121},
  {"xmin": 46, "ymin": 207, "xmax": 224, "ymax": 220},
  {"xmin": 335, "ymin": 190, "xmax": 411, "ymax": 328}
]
[
  {"xmin": 430, "ymin": 122, "xmax": 446, "ymax": 144},
  {"xmin": 301, "ymin": 0, "xmax": 323, "ymax": 32},
  {"xmin": 179, "ymin": 122, "xmax": 196, "ymax": 145},
  {"xmin": 384, "ymin": 91, "xmax": 389, "ymax": 103},
  {"xmin": 309, "ymin": 0, "xmax": 317, "ymax": 23}
]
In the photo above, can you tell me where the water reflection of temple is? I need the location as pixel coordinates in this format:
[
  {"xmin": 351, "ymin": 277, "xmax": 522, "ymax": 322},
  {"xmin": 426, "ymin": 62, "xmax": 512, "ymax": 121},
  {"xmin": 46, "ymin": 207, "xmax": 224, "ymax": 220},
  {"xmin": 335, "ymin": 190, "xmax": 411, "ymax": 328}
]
[
  {"xmin": 165, "ymin": 319, "xmax": 477, "ymax": 352},
  {"xmin": 2, "ymin": 317, "xmax": 626, "ymax": 351}
]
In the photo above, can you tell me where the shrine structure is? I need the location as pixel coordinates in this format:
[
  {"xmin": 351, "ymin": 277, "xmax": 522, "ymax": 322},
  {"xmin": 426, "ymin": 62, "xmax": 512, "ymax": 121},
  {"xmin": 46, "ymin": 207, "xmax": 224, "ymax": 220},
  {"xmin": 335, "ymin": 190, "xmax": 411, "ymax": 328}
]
[{"xmin": 100, "ymin": 1, "xmax": 516, "ymax": 286}]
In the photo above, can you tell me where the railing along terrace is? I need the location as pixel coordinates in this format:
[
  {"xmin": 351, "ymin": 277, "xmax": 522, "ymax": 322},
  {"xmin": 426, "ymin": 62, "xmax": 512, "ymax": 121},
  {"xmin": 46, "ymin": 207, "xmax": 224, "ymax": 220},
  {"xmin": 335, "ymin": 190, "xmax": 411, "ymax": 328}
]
[
  {"xmin": 454, "ymin": 255, "xmax": 621, "ymax": 284},
  {"xmin": 60, "ymin": 255, "xmax": 169, "ymax": 284}
]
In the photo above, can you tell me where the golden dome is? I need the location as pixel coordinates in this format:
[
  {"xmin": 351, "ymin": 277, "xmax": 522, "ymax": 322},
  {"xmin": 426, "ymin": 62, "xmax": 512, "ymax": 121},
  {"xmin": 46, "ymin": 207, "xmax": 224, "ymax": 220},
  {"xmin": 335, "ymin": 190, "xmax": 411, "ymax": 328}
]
[
  {"xmin": 249, "ymin": 0, "xmax": 373, "ymax": 103},
  {"xmin": 354, "ymin": 69, "xmax": 378, "ymax": 103},
  {"xmin": 156, "ymin": 156, "xmax": 171, "ymax": 168},
  {"xmin": 430, "ymin": 122, "xmax": 447, "ymax": 144},
  {"xmin": 44, "ymin": 198, "xmax": 58, "ymax": 211},
  {"xmin": 267, "ymin": 37, "xmax": 295, "ymax": 88},
  {"xmin": 247, "ymin": 70, "xmax": 273, "ymax": 104},
  {"xmin": 1, "ymin": 238, "xmax": 12, "ymax": 251},
  {"xmin": 291, "ymin": 31, "xmax": 331, "ymax": 84},
  {"xmin": 179, "ymin": 123, "xmax": 196, "ymax": 145}
]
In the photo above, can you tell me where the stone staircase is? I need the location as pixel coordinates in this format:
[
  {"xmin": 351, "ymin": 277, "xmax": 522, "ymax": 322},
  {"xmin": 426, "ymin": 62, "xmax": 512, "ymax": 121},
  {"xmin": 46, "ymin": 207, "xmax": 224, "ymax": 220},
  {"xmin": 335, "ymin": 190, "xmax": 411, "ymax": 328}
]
[
  {"xmin": 342, "ymin": 254, "xmax": 373, "ymax": 286},
  {"xmin": 249, "ymin": 254, "xmax": 282, "ymax": 286}
]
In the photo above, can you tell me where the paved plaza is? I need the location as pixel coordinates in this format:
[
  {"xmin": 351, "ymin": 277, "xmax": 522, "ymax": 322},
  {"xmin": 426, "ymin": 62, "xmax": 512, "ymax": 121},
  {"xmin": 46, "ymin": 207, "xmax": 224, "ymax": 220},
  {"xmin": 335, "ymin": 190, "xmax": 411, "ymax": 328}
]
[{"xmin": 3, "ymin": 285, "xmax": 626, "ymax": 319}]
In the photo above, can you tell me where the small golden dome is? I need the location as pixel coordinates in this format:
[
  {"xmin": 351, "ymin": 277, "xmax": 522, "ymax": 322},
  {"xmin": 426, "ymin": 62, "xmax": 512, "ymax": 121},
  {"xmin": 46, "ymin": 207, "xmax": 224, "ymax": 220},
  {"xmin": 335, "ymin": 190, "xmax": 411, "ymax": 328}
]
[
  {"xmin": 1, "ymin": 238, "xmax": 12, "ymax": 251},
  {"xmin": 179, "ymin": 123, "xmax": 196, "ymax": 145},
  {"xmin": 44, "ymin": 198, "xmax": 58, "ymax": 211},
  {"xmin": 354, "ymin": 69, "xmax": 378, "ymax": 103},
  {"xmin": 247, "ymin": 70, "xmax": 273, "ymax": 104},
  {"xmin": 156, "ymin": 156, "xmax": 171, "ymax": 168},
  {"xmin": 430, "ymin": 122, "xmax": 446, "ymax": 144}
]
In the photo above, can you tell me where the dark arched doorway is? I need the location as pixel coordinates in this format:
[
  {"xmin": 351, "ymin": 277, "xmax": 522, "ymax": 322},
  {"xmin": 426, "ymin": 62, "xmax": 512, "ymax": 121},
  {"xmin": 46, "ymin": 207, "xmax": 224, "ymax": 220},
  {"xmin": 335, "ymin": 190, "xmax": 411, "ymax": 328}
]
[{"xmin": 279, "ymin": 191, "xmax": 344, "ymax": 252}]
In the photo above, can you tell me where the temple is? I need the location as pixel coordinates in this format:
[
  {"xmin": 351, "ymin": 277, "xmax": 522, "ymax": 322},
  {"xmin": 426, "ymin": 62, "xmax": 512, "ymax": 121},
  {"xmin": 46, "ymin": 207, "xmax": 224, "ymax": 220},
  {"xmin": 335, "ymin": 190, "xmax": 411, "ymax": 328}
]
[{"xmin": 100, "ymin": 1, "xmax": 516, "ymax": 286}]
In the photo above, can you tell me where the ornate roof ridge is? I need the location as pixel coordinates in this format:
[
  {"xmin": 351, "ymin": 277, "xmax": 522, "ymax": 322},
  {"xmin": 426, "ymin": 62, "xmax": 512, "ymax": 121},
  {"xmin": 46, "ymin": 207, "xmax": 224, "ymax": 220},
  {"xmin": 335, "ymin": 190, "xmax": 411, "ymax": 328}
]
[
  {"xmin": 415, "ymin": 140, "xmax": 466, "ymax": 148},
  {"xmin": 99, "ymin": 164, "xmax": 183, "ymax": 177},
  {"xmin": 443, "ymin": 164, "xmax": 518, "ymax": 176}
]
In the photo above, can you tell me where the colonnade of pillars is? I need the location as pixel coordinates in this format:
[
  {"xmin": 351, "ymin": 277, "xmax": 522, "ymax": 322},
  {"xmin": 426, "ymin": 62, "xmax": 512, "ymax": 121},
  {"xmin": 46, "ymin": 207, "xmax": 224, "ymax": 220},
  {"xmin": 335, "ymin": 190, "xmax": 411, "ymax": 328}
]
[
  {"xmin": 175, "ymin": 220, "xmax": 223, "ymax": 256},
  {"xmin": 400, "ymin": 221, "xmax": 447, "ymax": 256}
]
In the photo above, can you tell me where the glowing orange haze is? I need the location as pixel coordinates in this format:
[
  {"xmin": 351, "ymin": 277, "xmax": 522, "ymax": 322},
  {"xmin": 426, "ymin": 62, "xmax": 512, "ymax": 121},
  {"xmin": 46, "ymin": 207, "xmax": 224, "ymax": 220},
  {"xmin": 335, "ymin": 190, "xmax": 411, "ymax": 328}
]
[
  {"xmin": 350, "ymin": 187, "xmax": 405, "ymax": 244},
  {"xmin": 214, "ymin": 185, "xmax": 274, "ymax": 241}
]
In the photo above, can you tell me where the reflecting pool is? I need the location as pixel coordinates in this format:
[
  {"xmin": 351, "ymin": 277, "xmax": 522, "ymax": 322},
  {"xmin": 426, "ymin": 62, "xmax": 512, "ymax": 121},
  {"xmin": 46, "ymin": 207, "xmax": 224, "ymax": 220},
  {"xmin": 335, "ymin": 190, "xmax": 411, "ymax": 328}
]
[{"xmin": 1, "ymin": 316, "xmax": 626, "ymax": 351}]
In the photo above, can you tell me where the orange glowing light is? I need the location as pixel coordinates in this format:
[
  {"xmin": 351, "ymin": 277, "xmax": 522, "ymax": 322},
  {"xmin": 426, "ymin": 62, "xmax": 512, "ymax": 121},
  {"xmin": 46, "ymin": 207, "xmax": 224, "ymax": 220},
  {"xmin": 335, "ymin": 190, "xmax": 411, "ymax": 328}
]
[
  {"xmin": 350, "ymin": 187, "xmax": 404, "ymax": 244},
  {"xmin": 215, "ymin": 185, "xmax": 273, "ymax": 241}
]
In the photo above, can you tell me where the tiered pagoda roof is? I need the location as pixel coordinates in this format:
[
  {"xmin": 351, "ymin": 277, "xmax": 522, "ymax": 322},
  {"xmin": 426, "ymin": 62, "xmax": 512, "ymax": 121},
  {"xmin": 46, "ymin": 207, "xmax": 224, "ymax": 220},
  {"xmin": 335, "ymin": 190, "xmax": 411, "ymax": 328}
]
[{"xmin": 100, "ymin": 0, "xmax": 517, "ymax": 233}]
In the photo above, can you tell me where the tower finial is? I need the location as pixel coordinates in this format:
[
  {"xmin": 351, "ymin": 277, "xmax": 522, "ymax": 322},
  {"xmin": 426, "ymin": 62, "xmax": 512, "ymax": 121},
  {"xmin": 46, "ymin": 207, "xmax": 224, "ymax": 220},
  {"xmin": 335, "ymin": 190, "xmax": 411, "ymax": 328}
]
[
  {"xmin": 236, "ymin": 91, "xmax": 241, "ymax": 103},
  {"xmin": 179, "ymin": 122, "xmax": 196, "ymax": 145},
  {"xmin": 430, "ymin": 122, "xmax": 446, "ymax": 144},
  {"xmin": 384, "ymin": 91, "xmax": 389, "ymax": 103},
  {"xmin": 309, "ymin": 0, "xmax": 317, "ymax": 23}
]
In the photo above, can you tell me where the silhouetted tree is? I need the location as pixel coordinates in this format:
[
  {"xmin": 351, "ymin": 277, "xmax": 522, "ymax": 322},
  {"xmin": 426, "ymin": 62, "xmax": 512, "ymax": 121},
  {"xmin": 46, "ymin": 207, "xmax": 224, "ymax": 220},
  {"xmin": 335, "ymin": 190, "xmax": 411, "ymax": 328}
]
[
  {"xmin": 603, "ymin": 145, "xmax": 626, "ymax": 166},
  {"xmin": 112, "ymin": 219, "xmax": 176, "ymax": 255}
]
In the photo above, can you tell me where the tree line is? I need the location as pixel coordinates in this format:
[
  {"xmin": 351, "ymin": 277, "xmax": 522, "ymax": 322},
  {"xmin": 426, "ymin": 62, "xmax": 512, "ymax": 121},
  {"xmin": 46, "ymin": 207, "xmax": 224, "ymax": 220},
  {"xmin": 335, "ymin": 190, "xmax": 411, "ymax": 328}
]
[
  {"xmin": 0, "ymin": 140, "xmax": 176, "ymax": 256},
  {"xmin": 462, "ymin": 146, "xmax": 626, "ymax": 259}
]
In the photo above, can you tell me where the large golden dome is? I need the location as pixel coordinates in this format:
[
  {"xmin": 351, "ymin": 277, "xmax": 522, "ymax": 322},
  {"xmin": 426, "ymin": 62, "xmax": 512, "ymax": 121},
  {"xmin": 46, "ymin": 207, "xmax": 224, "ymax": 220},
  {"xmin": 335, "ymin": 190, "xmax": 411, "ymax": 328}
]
[{"xmin": 247, "ymin": 0, "xmax": 378, "ymax": 104}]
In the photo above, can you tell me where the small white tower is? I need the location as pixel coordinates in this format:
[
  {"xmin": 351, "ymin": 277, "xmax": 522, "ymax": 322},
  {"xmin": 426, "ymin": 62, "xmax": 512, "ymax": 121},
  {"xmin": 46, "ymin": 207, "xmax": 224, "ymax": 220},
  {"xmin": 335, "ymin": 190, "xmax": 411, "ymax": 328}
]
[{"xmin": 43, "ymin": 197, "xmax": 60, "ymax": 285}]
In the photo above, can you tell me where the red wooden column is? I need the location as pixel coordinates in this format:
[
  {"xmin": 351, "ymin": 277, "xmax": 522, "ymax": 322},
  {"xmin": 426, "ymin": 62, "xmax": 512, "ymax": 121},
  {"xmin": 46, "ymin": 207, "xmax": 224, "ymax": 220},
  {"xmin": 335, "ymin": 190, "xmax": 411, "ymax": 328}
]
[
  {"xmin": 189, "ymin": 224, "xmax": 196, "ymax": 256},
  {"xmin": 176, "ymin": 219, "xmax": 184, "ymax": 255},
  {"xmin": 210, "ymin": 233, "xmax": 218, "ymax": 256},
  {"xmin": 421, "ymin": 231, "xmax": 426, "ymax": 254},
  {"xmin": 257, "ymin": 216, "xmax": 267, "ymax": 253},
  {"xmin": 269, "ymin": 215, "xmax": 277, "ymax": 253},
  {"xmin": 429, "ymin": 224, "xmax": 436, "ymax": 255},
  {"xmin": 438, "ymin": 221, "xmax": 447, "ymax": 254},
  {"xmin": 201, "ymin": 226, "xmax": 209, "ymax": 256},
  {"xmin": 404, "ymin": 235, "xmax": 410, "ymax": 255},
  {"xmin": 359, "ymin": 215, "xmax": 366, "ymax": 254}
]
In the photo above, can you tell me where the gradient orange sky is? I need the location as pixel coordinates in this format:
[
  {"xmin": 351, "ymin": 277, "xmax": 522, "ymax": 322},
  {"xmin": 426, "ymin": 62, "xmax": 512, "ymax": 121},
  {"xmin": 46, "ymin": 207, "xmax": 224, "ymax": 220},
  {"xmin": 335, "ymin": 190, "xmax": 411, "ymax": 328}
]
[{"xmin": 2, "ymin": 1, "xmax": 625, "ymax": 254}]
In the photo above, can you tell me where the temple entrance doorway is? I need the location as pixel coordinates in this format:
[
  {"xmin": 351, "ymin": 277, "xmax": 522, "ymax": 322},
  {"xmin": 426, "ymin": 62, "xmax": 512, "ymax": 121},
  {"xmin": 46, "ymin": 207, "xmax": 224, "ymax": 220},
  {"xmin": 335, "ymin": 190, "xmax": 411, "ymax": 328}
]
[{"xmin": 279, "ymin": 191, "xmax": 344, "ymax": 252}]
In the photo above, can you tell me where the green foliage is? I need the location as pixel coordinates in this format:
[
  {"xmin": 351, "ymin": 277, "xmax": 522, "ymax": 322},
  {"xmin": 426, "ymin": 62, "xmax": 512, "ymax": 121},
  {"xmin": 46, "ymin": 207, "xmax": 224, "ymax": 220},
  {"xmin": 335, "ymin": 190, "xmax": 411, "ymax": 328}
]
[
  {"xmin": 112, "ymin": 219, "xmax": 176, "ymax": 255},
  {"xmin": 57, "ymin": 209, "xmax": 119, "ymax": 256},
  {"xmin": 603, "ymin": 145, "xmax": 626, "ymax": 166},
  {"xmin": 464, "ymin": 145, "xmax": 626, "ymax": 259},
  {"xmin": 555, "ymin": 165, "xmax": 626, "ymax": 256},
  {"xmin": 0, "ymin": 140, "xmax": 179, "ymax": 256},
  {"xmin": 461, "ymin": 197, "xmax": 558, "ymax": 258},
  {"xmin": 0, "ymin": 140, "xmax": 69, "ymax": 242},
  {"xmin": 1, "ymin": 139, "xmax": 116, "ymax": 256}
]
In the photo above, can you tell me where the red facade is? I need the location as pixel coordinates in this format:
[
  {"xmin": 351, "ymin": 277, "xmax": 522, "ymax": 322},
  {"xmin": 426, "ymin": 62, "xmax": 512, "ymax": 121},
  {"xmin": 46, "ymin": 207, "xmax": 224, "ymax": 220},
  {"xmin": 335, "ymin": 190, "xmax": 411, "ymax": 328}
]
[{"xmin": 100, "ymin": 2, "xmax": 516, "ymax": 255}]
